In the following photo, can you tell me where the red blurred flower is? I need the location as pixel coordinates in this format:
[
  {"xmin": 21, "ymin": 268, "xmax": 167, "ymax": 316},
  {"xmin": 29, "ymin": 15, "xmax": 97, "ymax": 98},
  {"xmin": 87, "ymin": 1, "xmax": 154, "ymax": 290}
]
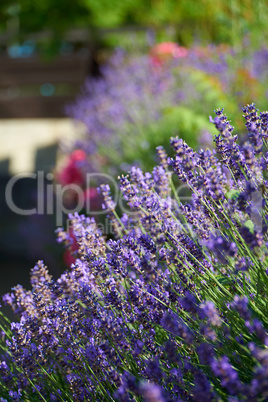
[
  {"xmin": 150, "ymin": 42, "xmax": 188, "ymax": 67},
  {"xmin": 70, "ymin": 149, "xmax": 87, "ymax": 162},
  {"xmin": 57, "ymin": 160, "xmax": 84, "ymax": 186},
  {"xmin": 57, "ymin": 149, "xmax": 86, "ymax": 186},
  {"xmin": 83, "ymin": 187, "xmax": 102, "ymax": 212}
]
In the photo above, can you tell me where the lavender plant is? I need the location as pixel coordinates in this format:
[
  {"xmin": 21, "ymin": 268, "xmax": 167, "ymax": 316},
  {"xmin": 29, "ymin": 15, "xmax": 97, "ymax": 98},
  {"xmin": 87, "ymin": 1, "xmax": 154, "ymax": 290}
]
[
  {"xmin": 1, "ymin": 104, "xmax": 268, "ymax": 401},
  {"xmin": 65, "ymin": 44, "xmax": 268, "ymax": 179},
  {"xmin": 66, "ymin": 49, "xmax": 217, "ymax": 174}
]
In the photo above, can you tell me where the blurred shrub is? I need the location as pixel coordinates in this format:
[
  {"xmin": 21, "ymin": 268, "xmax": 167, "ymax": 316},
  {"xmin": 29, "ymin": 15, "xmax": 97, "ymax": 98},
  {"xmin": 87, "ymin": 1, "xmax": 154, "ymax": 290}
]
[
  {"xmin": 1, "ymin": 0, "xmax": 268, "ymax": 55},
  {"xmin": 63, "ymin": 43, "xmax": 268, "ymax": 180},
  {"xmin": 65, "ymin": 49, "xmax": 219, "ymax": 176}
]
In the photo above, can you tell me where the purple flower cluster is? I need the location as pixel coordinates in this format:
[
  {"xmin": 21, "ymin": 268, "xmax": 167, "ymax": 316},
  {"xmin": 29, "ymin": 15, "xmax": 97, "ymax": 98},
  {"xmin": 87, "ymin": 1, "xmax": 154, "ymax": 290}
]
[
  {"xmin": 1, "ymin": 105, "xmax": 268, "ymax": 400},
  {"xmin": 65, "ymin": 49, "xmax": 224, "ymax": 174},
  {"xmin": 67, "ymin": 49, "xmax": 184, "ymax": 171},
  {"xmin": 64, "ymin": 45, "xmax": 268, "ymax": 177}
]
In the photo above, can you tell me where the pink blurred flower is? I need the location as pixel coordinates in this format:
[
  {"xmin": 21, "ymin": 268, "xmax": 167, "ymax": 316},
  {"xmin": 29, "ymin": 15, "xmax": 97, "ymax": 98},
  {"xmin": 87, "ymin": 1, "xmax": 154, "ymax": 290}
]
[
  {"xmin": 150, "ymin": 42, "xmax": 188, "ymax": 66},
  {"xmin": 83, "ymin": 187, "xmax": 102, "ymax": 212},
  {"xmin": 70, "ymin": 149, "xmax": 87, "ymax": 162},
  {"xmin": 57, "ymin": 149, "xmax": 86, "ymax": 186},
  {"xmin": 57, "ymin": 160, "xmax": 84, "ymax": 186}
]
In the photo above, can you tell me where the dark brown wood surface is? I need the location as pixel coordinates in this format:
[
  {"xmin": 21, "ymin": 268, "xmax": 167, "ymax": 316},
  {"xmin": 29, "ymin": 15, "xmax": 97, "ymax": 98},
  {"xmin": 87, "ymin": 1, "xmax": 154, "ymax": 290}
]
[
  {"xmin": 0, "ymin": 95, "xmax": 76, "ymax": 118},
  {"xmin": 0, "ymin": 26, "xmax": 154, "ymax": 118},
  {"xmin": 0, "ymin": 53, "xmax": 91, "ymax": 118},
  {"xmin": 0, "ymin": 55, "xmax": 89, "ymax": 86}
]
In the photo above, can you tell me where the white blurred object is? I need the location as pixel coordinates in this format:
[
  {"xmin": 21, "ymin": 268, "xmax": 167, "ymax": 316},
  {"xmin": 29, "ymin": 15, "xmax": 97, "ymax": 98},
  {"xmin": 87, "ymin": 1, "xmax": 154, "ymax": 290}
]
[{"xmin": 0, "ymin": 119, "xmax": 86, "ymax": 174}]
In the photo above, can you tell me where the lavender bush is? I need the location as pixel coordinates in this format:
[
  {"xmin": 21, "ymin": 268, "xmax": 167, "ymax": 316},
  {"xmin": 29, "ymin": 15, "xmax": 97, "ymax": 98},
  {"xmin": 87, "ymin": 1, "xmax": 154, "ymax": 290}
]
[
  {"xmin": 66, "ymin": 48, "xmax": 218, "ymax": 175},
  {"xmin": 65, "ymin": 44, "xmax": 268, "ymax": 177},
  {"xmin": 1, "ymin": 105, "xmax": 268, "ymax": 401}
]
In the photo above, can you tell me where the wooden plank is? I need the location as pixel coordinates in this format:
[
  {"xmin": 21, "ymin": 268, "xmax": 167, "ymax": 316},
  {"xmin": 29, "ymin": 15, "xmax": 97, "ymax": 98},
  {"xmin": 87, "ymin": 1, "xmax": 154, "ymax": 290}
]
[
  {"xmin": 0, "ymin": 55, "xmax": 90, "ymax": 86},
  {"xmin": 0, "ymin": 55, "xmax": 89, "ymax": 70},
  {"xmin": 0, "ymin": 96, "xmax": 75, "ymax": 118},
  {"xmin": 0, "ymin": 71, "xmax": 85, "ymax": 86}
]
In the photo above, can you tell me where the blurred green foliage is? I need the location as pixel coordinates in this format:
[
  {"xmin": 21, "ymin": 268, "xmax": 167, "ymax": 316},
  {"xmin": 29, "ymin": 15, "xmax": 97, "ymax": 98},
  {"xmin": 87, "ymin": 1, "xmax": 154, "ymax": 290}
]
[
  {"xmin": 101, "ymin": 105, "xmax": 217, "ymax": 172},
  {"xmin": 1, "ymin": 0, "xmax": 268, "ymax": 53},
  {"xmin": 68, "ymin": 40, "xmax": 268, "ymax": 174}
]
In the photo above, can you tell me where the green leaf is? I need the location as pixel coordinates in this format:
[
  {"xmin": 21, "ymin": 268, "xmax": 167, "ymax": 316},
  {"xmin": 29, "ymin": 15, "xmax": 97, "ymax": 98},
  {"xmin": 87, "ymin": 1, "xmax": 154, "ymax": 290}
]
[
  {"xmin": 226, "ymin": 189, "xmax": 240, "ymax": 200},
  {"xmin": 215, "ymin": 275, "xmax": 233, "ymax": 285},
  {"xmin": 244, "ymin": 220, "xmax": 254, "ymax": 234}
]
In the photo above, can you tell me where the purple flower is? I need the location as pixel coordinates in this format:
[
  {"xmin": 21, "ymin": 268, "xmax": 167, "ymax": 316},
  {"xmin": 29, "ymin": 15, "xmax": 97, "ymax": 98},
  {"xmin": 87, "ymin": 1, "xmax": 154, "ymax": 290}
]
[
  {"xmin": 161, "ymin": 312, "xmax": 194, "ymax": 342},
  {"xmin": 211, "ymin": 356, "xmax": 242, "ymax": 396},
  {"xmin": 139, "ymin": 382, "xmax": 167, "ymax": 402},
  {"xmin": 201, "ymin": 301, "xmax": 222, "ymax": 327},
  {"xmin": 231, "ymin": 296, "xmax": 251, "ymax": 321},
  {"xmin": 3, "ymin": 105, "xmax": 268, "ymax": 400},
  {"xmin": 206, "ymin": 235, "xmax": 237, "ymax": 264}
]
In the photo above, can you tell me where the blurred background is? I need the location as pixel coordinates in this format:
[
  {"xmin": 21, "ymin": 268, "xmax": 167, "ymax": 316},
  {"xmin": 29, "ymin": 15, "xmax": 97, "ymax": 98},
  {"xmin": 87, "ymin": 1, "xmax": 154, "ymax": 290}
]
[{"xmin": 0, "ymin": 0, "xmax": 268, "ymax": 300}]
